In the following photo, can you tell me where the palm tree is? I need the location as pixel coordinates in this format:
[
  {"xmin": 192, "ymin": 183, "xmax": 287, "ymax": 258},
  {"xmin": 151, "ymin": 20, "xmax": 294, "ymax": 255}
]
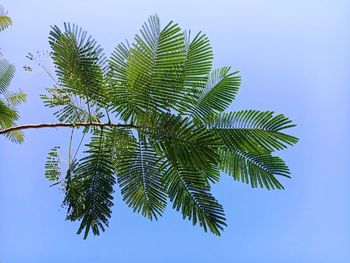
[
  {"xmin": 0, "ymin": 5, "xmax": 26, "ymax": 142},
  {"xmin": 0, "ymin": 15, "xmax": 298, "ymax": 238}
]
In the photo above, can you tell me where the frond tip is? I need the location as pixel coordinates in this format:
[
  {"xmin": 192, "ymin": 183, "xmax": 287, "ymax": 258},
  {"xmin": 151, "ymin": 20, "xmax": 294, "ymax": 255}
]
[
  {"xmin": 0, "ymin": 5, "xmax": 12, "ymax": 32},
  {"xmin": 45, "ymin": 146, "xmax": 61, "ymax": 182}
]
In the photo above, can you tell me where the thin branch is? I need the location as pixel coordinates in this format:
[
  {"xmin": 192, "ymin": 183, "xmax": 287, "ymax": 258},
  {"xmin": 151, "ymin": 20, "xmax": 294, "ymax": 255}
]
[
  {"xmin": 72, "ymin": 130, "xmax": 87, "ymax": 162},
  {"xmin": 0, "ymin": 122, "xmax": 139, "ymax": 135},
  {"xmin": 68, "ymin": 127, "xmax": 75, "ymax": 166}
]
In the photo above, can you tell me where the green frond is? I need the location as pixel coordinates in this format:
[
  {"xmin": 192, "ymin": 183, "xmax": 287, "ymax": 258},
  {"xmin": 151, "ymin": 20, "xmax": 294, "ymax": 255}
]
[
  {"xmin": 2, "ymin": 90, "xmax": 26, "ymax": 107},
  {"xmin": 142, "ymin": 113, "xmax": 221, "ymax": 170},
  {"xmin": 183, "ymin": 31, "xmax": 213, "ymax": 87},
  {"xmin": 162, "ymin": 161, "xmax": 226, "ymax": 235},
  {"xmin": 63, "ymin": 128, "xmax": 116, "ymax": 239},
  {"xmin": 175, "ymin": 31, "xmax": 214, "ymax": 114},
  {"xmin": 45, "ymin": 146, "xmax": 61, "ymax": 182},
  {"xmin": 116, "ymin": 133, "xmax": 167, "ymax": 220},
  {"xmin": 41, "ymin": 88, "xmax": 103, "ymax": 123},
  {"xmin": 49, "ymin": 23, "xmax": 108, "ymax": 107},
  {"xmin": 109, "ymin": 15, "xmax": 187, "ymax": 122},
  {"xmin": 0, "ymin": 5, "xmax": 12, "ymax": 32},
  {"xmin": 184, "ymin": 67, "xmax": 241, "ymax": 120},
  {"xmin": 201, "ymin": 165, "xmax": 221, "ymax": 184},
  {"xmin": 198, "ymin": 68, "xmax": 240, "ymax": 115},
  {"xmin": 0, "ymin": 79, "xmax": 26, "ymax": 144},
  {"xmin": 0, "ymin": 58, "xmax": 15, "ymax": 94},
  {"xmin": 207, "ymin": 110, "xmax": 298, "ymax": 153},
  {"xmin": 219, "ymin": 147, "xmax": 290, "ymax": 190},
  {"xmin": 0, "ymin": 99, "xmax": 18, "ymax": 127},
  {"xmin": 1, "ymin": 128, "xmax": 24, "ymax": 143}
]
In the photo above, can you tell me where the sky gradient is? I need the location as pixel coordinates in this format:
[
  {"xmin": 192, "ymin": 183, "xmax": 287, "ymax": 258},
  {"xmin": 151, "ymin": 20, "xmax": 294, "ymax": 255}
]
[{"xmin": 1, "ymin": 0, "xmax": 349, "ymax": 262}]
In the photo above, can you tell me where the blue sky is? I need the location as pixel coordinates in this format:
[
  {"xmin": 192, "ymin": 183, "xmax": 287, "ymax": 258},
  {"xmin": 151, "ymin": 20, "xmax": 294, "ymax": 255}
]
[{"xmin": 1, "ymin": 0, "xmax": 349, "ymax": 262}]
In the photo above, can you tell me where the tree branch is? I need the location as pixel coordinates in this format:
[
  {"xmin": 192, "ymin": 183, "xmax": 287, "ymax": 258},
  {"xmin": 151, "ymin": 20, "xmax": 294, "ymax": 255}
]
[{"xmin": 0, "ymin": 122, "xmax": 139, "ymax": 135}]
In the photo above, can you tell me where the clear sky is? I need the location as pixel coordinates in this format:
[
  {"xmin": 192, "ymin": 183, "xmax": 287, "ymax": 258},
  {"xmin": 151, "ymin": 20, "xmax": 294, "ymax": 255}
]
[{"xmin": 1, "ymin": 0, "xmax": 349, "ymax": 262}]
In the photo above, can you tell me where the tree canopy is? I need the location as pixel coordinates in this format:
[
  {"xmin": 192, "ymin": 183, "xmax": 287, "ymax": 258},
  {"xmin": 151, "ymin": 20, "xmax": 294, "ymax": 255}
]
[
  {"xmin": 0, "ymin": 14, "xmax": 298, "ymax": 239},
  {"xmin": 0, "ymin": 5, "xmax": 26, "ymax": 143}
]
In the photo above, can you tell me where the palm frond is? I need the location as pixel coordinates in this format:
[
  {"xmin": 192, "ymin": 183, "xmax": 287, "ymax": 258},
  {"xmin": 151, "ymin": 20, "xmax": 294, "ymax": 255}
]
[{"xmin": 41, "ymin": 87, "xmax": 103, "ymax": 123}]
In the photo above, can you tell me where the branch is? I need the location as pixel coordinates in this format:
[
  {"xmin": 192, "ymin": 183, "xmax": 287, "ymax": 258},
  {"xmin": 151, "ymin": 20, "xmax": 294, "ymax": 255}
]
[{"xmin": 0, "ymin": 122, "xmax": 139, "ymax": 135}]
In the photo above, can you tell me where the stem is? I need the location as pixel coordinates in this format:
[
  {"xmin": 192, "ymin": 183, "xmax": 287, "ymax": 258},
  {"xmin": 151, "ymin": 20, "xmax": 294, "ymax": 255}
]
[
  {"xmin": 0, "ymin": 122, "xmax": 140, "ymax": 135},
  {"xmin": 72, "ymin": 130, "xmax": 87, "ymax": 162},
  {"xmin": 68, "ymin": 127, "xmax": 75, "ymax": 166}
]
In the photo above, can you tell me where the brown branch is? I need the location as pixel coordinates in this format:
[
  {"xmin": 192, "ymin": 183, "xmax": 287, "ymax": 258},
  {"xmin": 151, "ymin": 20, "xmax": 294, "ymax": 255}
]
[{"xmin": 0, "ymin": 122, "xmax": 139, "ymax": 135}]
